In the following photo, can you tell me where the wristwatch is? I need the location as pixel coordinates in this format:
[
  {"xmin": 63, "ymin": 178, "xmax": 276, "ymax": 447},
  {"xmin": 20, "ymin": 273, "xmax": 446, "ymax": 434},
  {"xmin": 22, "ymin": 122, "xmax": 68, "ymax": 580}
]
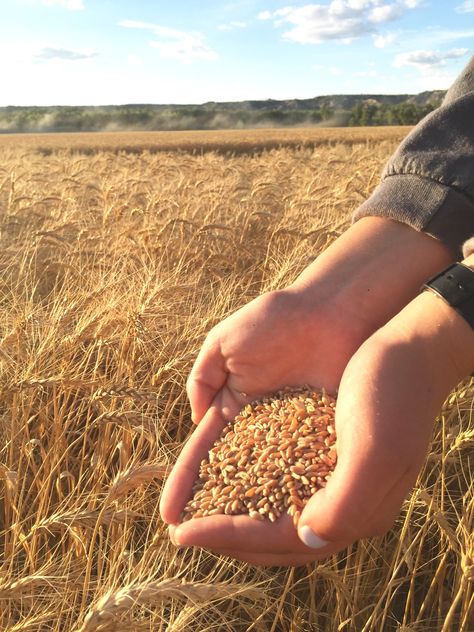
[{"xmin": 422, "ymin": 262, "xmax": 474, "ymax": 329}]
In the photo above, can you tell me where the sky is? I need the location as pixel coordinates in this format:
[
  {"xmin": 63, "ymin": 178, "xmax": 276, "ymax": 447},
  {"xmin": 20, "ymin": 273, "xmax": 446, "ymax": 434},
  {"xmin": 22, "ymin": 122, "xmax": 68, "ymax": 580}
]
[{"xmin": 1, "ymin": 0, "xmax": 473, "ymax": 106}]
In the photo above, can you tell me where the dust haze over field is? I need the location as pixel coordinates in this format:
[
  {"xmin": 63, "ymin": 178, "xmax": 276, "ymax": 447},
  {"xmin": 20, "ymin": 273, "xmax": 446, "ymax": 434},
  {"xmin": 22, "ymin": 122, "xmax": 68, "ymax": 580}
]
[{"xmin": 0, "ymin": 129, "xmax": 472, "ymax": 631}]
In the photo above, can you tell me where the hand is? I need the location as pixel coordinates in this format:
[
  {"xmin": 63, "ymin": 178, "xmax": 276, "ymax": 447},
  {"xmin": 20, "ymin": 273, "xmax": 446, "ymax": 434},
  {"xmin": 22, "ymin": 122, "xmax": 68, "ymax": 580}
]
[
  {"xmin": 185, "ymin": 217, "xmax": 452, "ymax": 427},
  {"xmin": 160, "ymin": 218, "xmax": 453, "ymax": 565},
  {"xmin": 163, "ymin": 287, "xmax": 473, "ymax": 566},
  {"xmin": 294, "ymin": 283, "xmax": 474, "ymax": 552},
  {"xmin": 160, "ymin": 282, "xmax": 372, "ymax": 565}
]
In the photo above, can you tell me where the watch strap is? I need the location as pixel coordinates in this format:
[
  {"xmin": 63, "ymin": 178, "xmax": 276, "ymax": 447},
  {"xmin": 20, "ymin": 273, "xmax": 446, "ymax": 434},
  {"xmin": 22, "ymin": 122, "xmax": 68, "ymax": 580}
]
[{"xmin": 422, "ymin": 263, "xmax": 474, "ymax": 329}]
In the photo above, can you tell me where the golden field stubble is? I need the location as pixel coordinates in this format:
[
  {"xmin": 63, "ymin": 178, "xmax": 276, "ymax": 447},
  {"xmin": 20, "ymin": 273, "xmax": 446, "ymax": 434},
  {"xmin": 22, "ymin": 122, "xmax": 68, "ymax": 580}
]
[{"xmin": 0, "ymin": 129, "xmax": 472, "ymax": 632}]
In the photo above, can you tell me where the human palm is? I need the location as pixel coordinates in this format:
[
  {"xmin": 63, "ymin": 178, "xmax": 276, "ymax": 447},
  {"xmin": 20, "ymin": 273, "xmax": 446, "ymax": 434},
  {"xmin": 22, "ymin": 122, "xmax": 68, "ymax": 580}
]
[
  {"xmin": 185, "ymin": 288, "xmax": 369, "ymax": 426},
  {"xmin": 160, "ymin": 285, "xmax": 374, "ymax": 563}
]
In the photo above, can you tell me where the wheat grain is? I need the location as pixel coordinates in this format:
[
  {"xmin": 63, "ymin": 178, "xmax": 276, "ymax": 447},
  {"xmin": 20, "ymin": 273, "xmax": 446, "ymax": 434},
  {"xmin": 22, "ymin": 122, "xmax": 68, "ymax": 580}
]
[{"xmin": 182, "ymin": 386, "xmax": 337, "ymax": 526}]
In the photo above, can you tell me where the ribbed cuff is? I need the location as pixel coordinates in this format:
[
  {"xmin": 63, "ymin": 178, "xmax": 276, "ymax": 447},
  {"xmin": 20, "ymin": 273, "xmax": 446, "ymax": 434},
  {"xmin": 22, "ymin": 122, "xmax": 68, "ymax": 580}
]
[{"xmin": 353, "ymin": 174, "xmax": 474, "ymax": 260}]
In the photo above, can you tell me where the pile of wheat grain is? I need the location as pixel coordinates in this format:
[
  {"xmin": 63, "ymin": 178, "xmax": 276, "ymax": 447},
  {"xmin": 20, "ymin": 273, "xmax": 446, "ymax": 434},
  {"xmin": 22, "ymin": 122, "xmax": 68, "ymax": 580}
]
[{"xmin": 183, "ymin": 387, "xmax": 337, "ymax": 526}]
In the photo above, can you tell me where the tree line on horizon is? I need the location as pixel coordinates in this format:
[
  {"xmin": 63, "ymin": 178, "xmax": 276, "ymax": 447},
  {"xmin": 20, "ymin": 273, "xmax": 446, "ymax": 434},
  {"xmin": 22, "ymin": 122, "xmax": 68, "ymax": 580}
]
[{"xmin": 0, "ymin": 99, "xmax": 442, "ymax": 133}]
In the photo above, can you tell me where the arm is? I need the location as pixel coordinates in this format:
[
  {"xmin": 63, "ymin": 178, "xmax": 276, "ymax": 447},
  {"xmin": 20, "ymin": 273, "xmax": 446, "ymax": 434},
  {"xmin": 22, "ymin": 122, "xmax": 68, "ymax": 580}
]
[
  {"xmin": 297, "ymin": 251, "xmax": 474, "ymax": 552},
  {"xmin": 168, "ymin": 252, "xmax": 474, "ymax": 566},
  {"xmin": 353, "ymin": 56, "xmax": 474, "ymax": 260}
]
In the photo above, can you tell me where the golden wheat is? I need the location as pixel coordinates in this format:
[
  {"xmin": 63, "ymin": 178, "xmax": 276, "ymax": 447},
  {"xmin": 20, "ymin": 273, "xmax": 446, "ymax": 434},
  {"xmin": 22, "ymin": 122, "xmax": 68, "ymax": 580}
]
[{"xmin": 0, "ymin": 128, "xmax": 472, "ymax": 631}]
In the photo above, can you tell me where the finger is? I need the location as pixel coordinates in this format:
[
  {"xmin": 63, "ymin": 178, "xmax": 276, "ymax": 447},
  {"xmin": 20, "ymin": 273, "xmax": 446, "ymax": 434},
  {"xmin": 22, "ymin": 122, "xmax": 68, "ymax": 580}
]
[
  {"xmin": 205, "ymin": 472, "xmax": 419, "ymax": 562},
  {"xmin": 297, "ymin": 371, "xmax": 423, "ymax": 548},
  {"xmin": 168, "ymin": 524, "xmax": 311, "ymax": 566},
  {"xmin": 171, "ymin": 512, "xmax": 311, "ymax": 554},
  {"xmin": 187, "ymin": 334, "xmax": 227, "ymax": 424},
  {"xmin": 159, "ymin": 406, "xmax": 228, "ymax": 525},
  {"xmin": 199, "ymin": 548, "xmax": 336, "ymax": 567},
  {"xmin": 168, "ymin": 524, "xmax": 343, "ymax": 566}
]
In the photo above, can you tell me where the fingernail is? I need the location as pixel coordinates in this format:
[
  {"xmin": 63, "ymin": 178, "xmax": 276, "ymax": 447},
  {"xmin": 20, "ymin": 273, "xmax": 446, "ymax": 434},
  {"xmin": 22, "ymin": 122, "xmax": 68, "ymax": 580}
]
[
  {"xmin": 168, "ymin": 527, "xmax": 178, "ymax": 546},
  {"xmin": 299, "ymin": 525, "xmax": 329, "ymax": 549}
]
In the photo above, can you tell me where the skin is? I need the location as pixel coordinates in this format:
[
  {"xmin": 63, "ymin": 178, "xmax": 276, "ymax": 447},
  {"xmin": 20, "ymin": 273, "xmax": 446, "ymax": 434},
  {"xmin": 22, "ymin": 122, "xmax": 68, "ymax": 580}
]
[{"xmin": 160, "ymin": 218, "xmax": 473, "ymax": 567}]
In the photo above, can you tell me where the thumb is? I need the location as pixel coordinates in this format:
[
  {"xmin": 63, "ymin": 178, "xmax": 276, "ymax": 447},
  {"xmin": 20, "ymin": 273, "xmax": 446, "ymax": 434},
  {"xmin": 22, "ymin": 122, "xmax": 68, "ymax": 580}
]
[
  {"xmin": 187, "ymin": 333, "xmax": 227, "ymax": 424},
  {"xmin": 296, "ymin": 445, "xmax": 406, "ymax": 549}
]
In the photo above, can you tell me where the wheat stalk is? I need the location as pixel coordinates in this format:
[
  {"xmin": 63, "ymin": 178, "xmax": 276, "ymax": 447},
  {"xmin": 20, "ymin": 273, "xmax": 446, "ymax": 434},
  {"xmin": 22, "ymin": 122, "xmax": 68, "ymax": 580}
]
[
  {"xmin": 78, "ymin": 579, "xmax": 264, "ymax": 632},
  {"xmin": 0, "ymin": 128, "xmax": 471, "ymax": 632},
  {"xmin": 107, "ymin": 463, "xmax": 169, "ymax": 500}
]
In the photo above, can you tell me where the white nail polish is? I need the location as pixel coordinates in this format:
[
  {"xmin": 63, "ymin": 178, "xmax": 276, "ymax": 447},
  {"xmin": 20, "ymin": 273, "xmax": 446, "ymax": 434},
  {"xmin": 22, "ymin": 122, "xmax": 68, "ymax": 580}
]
[{"xmin": 299, "ymin": 525, "xmax": 329, "ymax": 549}]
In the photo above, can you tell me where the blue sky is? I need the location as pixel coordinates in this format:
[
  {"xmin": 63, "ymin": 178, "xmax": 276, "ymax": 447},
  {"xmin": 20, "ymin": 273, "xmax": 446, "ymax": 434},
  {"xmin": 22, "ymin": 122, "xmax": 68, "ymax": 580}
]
[{"xmin": 1, "ymin": 0, "xmax": 473, "ymax": 105}]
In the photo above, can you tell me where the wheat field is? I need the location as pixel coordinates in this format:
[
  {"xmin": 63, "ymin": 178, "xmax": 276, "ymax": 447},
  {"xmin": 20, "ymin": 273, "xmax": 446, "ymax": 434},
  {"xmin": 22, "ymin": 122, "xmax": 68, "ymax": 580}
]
[{"xmin": 0, "ymin": 128, "xmax": 472, "ymax": 632}]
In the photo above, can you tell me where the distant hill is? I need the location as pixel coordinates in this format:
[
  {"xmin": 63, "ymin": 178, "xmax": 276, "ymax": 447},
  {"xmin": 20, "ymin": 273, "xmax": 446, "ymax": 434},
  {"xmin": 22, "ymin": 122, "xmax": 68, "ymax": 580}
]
[
  {"xmin": 200, "ymin": 90, "xmax": 445, "ymax": 111},
  {"xmin": 0, "ymin": 90, "xmax": 446, "ymax": 133}
]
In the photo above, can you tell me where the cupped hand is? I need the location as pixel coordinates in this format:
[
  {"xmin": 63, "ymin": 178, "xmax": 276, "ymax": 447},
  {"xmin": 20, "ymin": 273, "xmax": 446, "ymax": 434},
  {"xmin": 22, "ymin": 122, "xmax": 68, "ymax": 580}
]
[
  {"xmin": 160, "ymin": 285, "xmax": 368, "ymax": 565},
  {"xmin": 185, "ymin": 287, "xmax": 365, "ymax": 426},
  {"xmin": 183, "ymin": 217, "xmax": 452, "ymax": 429},
  {"xmin": 162, "ymin": 290, "xmax": 471, "ymax": 566}
]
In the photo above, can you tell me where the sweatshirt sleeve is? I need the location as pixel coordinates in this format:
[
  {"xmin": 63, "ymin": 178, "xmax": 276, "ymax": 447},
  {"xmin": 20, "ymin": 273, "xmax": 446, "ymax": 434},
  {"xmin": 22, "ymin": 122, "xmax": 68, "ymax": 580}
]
[{"xmin": 352, "ymin": 55, "xmax": 474, "ymax": 260}]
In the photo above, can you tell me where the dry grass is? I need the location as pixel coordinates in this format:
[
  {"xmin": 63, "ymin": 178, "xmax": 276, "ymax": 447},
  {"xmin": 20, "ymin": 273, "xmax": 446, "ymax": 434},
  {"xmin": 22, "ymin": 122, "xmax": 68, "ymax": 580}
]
[
  {"xmin": 0, "ymin": 128, "xmax": 472, "ymax": 631},
  {"xmin": 0, "ymin": 126, "xmax": 409, "ymax": 155}
]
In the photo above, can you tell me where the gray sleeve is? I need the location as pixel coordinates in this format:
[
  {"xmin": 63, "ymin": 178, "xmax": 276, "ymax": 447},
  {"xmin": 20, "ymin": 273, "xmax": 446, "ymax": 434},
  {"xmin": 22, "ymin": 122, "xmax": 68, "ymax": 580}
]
[{"xmin": 353, "ymin": 55, "xmax": 474, "ymax": 260}]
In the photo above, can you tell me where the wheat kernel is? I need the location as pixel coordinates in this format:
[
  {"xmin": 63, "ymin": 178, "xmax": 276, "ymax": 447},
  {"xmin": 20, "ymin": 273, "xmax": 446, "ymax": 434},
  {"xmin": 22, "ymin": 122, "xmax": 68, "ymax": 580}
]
[{"xmin": 182, "ymin": 387, "xmax": 337, "ymax": 525}]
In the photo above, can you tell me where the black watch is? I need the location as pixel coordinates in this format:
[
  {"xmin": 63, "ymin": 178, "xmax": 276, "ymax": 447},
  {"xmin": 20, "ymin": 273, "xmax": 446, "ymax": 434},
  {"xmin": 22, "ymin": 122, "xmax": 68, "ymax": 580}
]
[{"xmin": 422, "ymin": 262, "xmax": 474, "ymax": 330}]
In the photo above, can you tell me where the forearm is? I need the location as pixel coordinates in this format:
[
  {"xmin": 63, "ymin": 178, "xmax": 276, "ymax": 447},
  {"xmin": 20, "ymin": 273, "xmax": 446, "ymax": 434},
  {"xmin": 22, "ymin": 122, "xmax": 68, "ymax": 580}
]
[{"xmin": 286, "ymin": 216, "xmax": 452, "ymax": 335}]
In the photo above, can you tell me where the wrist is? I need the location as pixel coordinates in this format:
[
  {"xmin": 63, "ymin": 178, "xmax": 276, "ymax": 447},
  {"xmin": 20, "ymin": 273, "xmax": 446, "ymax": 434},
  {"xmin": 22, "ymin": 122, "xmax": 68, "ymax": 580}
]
[
  {"xmin": 380, "ymin": 289, "xmax": 474, "ymax": 385},
  {"xmin": 463, "ymin": 252, "xmax": 474, "ymax": 271}
]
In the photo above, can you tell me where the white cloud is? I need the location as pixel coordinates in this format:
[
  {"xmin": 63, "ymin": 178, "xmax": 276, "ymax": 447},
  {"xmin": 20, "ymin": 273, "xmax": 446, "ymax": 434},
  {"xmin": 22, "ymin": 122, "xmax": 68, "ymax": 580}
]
[
  {"xmin": 218, "ymin": 21, "xmax": 247, "ymax": 31},
  {"xmin": 119, "ymin": 20, "xmax": 218, "ymax": 63},
  {"xmin": 41, "ymin": 0, "xmax": 84, "ymax": 9},
  {"xmin": 272, "ymin": 4, "xmax": 374, "ymax": 43},
  {"xmin": 258, "ymin": 1, "xmax": 421, "ymax": 44},
  {"xmin": 34, "ymin": 47, "xmax": 97, "ymax": 61},
  {"xmin": 393, "ymin": 47, "xmax": 469, "ymax": 68},
  {"xmin": 373, "ymin": 32, "xmax": 397, "ymax": 47},
  {"xmin": 327, "ymin": 0, "xmax": 381, "ymax": 17},
  {"xmin": 369, "ymin": 3, "xmax": 405, "ymax": 23},
  {"xmin": 456, "ymin": 0, "xmax": 474, "ymax": 12}
]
